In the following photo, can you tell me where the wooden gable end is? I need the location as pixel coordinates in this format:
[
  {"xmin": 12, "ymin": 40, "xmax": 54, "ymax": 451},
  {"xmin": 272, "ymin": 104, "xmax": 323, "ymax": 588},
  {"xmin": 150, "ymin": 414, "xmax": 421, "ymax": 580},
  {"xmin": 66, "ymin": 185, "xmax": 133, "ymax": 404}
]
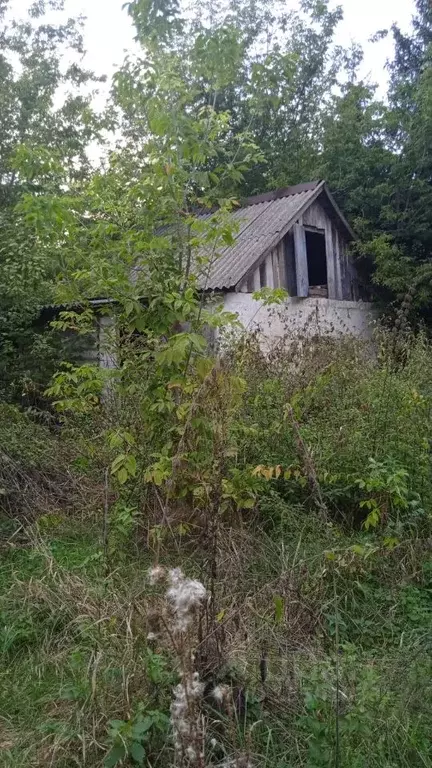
[{"xmin": 237, "ymin": 190, "xmax": 358, "ymax": 301}]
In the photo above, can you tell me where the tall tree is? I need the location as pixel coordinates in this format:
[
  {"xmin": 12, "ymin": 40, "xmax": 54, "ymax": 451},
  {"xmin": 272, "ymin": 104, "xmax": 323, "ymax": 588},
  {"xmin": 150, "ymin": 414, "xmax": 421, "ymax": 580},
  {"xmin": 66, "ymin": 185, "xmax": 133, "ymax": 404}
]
[
  {"xmin": 364, "ymin": 0, "xmax": 432, "ymax": 311},
  {"xmin": 0, "ymin": 0, "xmax": 104, "ymax": 403},
  {"xmin": 122, "ymin": 0, "xmax": 359, "ymax": 195}
]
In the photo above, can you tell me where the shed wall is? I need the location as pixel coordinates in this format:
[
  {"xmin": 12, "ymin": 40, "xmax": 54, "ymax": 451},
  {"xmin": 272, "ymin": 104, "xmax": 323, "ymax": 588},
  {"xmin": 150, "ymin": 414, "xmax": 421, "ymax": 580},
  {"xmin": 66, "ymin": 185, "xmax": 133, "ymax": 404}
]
[{"xmin": 219, "ymin": 293, "xmax": 375, "ymax": 346}]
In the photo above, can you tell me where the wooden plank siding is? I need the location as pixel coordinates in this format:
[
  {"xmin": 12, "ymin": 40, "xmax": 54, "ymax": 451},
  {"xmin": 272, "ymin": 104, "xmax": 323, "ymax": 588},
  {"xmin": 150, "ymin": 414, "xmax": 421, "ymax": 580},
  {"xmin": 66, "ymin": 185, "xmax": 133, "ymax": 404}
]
[
  {"xmin": 237, "ymin": 198, "xmax": 356, "ymax": 300},
  {"xmin": 264, "ymin": 251, "xmax": 275, "ymax": 288},
  {"xmin": 302, "ymin": 199, "xmax": 356, "ymax": 300},
  {"xmin": 284, "ymin": 232, "xmax": 297, "ymax": 297}
]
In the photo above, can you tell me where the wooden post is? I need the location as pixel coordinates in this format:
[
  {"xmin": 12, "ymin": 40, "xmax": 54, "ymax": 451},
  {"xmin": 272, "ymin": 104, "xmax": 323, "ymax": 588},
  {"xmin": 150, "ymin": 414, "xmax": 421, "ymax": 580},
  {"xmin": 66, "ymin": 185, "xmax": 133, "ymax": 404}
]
[
  {"xmin": 284, "ymin": 233, "xmax": 297, "ymax": 296},
  {"xmin": 253, "ymin": 266, "xmax": 261, "ymax": 291},
  {"xmin": 264, "ymin": 253, "xmax": 274, "ymax": 288},
  {"xmin": 276, "ymin": 240, "xmax": 286, "ymax": 289},
  {"xmin": 293, "ymin": 223, "xmax": 309, "ymax": 297}
]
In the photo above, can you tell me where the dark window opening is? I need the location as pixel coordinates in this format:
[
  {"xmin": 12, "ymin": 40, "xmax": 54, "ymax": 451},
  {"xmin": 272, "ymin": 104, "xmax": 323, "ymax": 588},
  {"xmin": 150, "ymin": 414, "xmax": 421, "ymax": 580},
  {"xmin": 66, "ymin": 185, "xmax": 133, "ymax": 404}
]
[{"xmin": 305, "ymin": 230, "xmax": 327, "ymax": 295}]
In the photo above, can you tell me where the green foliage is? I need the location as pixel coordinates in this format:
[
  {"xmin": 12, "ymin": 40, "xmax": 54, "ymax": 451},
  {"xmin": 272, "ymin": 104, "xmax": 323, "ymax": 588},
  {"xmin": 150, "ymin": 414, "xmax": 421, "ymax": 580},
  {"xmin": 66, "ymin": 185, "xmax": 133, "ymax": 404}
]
[
  {"xmin": 105, "ymin": 706, "xmax": 169, "ymax": 767},
  {"xmin": 0, "ymin": 1, "xmax": 104, "ymax": 403},
  {"xmin": 238, "ymin": 333, "xmax": 432, "ymax": 533},
  {"xmin": 108, "ymin": 502, "xmax": 139, "ymax": 556},
  {"xmin": 299, "ymin": 647, "xmax": 432, "ymax": 767}
]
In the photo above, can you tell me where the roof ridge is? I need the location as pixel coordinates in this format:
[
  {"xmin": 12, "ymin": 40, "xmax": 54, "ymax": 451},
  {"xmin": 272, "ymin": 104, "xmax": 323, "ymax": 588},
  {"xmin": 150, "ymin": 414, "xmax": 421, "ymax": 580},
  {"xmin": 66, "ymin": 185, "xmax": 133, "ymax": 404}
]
[{"xmin": 241, "ymin": 181, "xmax": 322, "ymax": 207}]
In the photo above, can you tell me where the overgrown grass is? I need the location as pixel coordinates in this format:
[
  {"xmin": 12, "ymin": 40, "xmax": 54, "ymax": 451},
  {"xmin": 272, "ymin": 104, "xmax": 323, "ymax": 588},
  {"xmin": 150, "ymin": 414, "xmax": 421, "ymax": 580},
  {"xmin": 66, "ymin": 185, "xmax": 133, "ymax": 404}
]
[{"xmin": 1, "ymin": 331, "xmax": 431, "ymax": 767}]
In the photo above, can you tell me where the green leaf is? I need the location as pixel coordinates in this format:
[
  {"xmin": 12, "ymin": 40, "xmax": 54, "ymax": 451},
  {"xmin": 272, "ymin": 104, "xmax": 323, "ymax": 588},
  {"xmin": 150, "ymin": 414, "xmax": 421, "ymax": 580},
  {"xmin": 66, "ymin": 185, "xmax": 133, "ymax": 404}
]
[
  {"xmin": 130, "ymin": 741, "xmax": 146, "ymax": 764},
  {"xmin": 104, "ymin": 744, "xmax": 126, "ymax": 768},
  {"xmin": 239, "ymin": 497, "xmax": 255, "ymax": 509},
  {"xmin": 108, "ymin": 720, "xmax": 126, "ymax": 732},
  {"xmin": 126, "ymin": 454, "xmax": 137, "ymax": 477},
  {"xmin": 131, "ymin": 716, "xmax": 153, "ymax": 739},
  {"xmin": 111, "ymin": 454, "xmax": 126, "ymax": 472},
  {"xmin": 364, "ymin": 509, "xmax": 380, "ymax": 530},
  {"xmin": 273, "ymin": 594, "xmax": 284, "ymax": 624},
  {"xmin": 117, "ymin": 467, "xmax": 128, "ymax": 485}
]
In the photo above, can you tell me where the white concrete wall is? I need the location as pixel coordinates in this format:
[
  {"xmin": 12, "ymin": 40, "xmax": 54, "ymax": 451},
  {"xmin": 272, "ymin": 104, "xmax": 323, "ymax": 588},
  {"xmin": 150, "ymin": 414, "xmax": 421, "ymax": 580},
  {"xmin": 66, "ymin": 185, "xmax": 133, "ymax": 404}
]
[
  {"xmin": 219, "ymin": 293, "xmax": 376, "ymax": 347},
  {"xmin": 98, "ymin": 315, "xmax": 118, "ymax": 369}
]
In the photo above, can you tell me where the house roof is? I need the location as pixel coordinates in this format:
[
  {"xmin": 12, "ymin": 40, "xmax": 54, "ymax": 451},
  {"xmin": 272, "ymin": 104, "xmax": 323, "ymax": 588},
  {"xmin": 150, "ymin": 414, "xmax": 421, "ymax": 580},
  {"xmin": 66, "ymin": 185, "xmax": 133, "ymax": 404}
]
[{"xmin": 197, "ymin": 180, "xmax": 354, "ymax": 291}]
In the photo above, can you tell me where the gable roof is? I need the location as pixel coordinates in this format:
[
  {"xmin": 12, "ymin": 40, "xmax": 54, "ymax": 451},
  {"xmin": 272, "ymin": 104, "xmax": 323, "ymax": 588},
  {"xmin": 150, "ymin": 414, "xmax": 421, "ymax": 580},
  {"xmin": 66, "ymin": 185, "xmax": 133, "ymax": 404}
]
[{"xmin": 197, "ymin": 180, "xmax": 354, "ymax": 291}]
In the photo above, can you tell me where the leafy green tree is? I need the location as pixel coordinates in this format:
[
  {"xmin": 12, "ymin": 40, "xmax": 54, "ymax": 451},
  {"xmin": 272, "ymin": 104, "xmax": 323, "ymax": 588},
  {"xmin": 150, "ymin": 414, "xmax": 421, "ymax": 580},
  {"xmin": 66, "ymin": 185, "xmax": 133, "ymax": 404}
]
[
  {"xmin": 36, "ymin": 12, "xmax": 261, "ymax": 514},
  {"xmin": 369, "ymin": 0, "xmax": 432, "ymax": 309},
  {"xmin": 123, "ymin": 0, "xmax": 360, "ymax": 195},
  {"xmin": 0, "ymin": 0, "xmax": 105, "ymax": 403}
]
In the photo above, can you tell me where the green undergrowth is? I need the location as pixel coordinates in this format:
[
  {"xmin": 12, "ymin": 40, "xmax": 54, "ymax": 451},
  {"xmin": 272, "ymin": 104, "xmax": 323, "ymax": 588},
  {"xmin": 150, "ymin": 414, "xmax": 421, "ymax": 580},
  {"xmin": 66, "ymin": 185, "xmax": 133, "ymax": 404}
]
[{"xmin": 1, "ymin": 332, "xmax": 432, "ymax": 766}]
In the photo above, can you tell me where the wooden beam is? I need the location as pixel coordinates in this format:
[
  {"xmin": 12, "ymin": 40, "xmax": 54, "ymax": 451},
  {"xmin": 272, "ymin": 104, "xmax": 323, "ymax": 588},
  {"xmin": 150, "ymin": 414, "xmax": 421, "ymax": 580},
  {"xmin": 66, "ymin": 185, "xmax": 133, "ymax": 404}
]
[
  {"xmin": 293, "ymin": 223, "xmax": 309, "ymax": 297},
  {"xmin": 325, "ymin": 221, "xmax": 336, "ymax": 299}
]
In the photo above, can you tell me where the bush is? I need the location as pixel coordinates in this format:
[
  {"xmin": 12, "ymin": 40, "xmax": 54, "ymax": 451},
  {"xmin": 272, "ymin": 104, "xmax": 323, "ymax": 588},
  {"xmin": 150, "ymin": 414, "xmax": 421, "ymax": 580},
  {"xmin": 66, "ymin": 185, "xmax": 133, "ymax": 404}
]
[
  {"xmin": 234, "ymin": 332, "xmax": 432, "ymax": 533},
  {"xmin": 0, "ymin": 404, "xmax": 95, "ymax": 524}
]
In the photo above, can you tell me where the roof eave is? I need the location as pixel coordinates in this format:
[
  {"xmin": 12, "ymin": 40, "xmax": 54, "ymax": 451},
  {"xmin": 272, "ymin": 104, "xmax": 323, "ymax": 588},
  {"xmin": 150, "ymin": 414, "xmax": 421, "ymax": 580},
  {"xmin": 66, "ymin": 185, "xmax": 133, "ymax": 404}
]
[{"xmin": 321, "ymin": 184, "xmax": 356, "ymax": 241}]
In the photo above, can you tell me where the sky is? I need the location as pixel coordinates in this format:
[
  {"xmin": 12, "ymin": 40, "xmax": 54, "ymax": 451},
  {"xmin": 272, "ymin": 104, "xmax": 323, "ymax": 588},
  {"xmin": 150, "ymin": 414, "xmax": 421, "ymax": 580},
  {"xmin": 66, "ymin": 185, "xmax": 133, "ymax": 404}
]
[{"xmin": 9, "ymin": 0, "xmax": 416, "ymax": 96}]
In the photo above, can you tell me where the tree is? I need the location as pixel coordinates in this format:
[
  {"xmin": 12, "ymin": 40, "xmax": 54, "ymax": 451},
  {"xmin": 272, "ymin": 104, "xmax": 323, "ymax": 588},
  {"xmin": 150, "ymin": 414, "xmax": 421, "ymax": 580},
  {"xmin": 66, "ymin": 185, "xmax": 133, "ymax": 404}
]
[
  {"xmin": 40, "ymin": 24, "xmax": 260, "ymax": 513},
  {"xmin": 0, "ymin": 0, "xmax": 105, "ymax": 403},
  {"xmin": 122, "ymin": 0, "xmax": 360, "ymax": 195},
  {"xmin": 364, "ymin": 0, "xmax": 432, "ymax": 313}
]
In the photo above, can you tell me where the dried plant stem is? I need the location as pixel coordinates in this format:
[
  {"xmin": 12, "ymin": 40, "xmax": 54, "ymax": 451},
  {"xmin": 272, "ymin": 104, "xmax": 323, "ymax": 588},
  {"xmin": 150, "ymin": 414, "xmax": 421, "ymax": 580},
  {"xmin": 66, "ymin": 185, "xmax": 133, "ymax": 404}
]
[{"xmin": 285, "ymin": 403, "xmax": 328, "ymax": 521}]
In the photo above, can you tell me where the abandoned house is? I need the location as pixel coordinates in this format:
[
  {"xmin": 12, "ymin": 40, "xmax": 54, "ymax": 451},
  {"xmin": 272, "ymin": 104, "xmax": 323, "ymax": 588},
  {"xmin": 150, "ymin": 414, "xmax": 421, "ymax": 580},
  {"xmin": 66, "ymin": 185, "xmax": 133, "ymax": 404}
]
[
  {"xmin": 193, "ymin": 179, "xmax": 374, "ymax": 347},
  {"xmin": 45, "ymin": 180, "xmax": 374, "ymax": 367}
]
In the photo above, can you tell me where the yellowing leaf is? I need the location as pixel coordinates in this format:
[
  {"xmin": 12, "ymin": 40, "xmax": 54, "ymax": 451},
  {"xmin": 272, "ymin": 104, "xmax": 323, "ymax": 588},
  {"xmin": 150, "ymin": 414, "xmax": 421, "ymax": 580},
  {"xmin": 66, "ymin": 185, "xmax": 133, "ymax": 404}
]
[
  {"xmin": 196, "ymin": 357, "xmax": 213, "ymax": 380},
  {"xmin": 363, "ymin": 509, "xmax": 380, "ymax": 530},
  {"xmin": 240, "ymin": 497, "xmax": 255, "ymax": 509},
  {"xmin": 383, "ymin": 536, "xmax": 400, "ymax": 549},
  {"xmin": 350, "ymin": 544, "xmax": 366, "ymax": 556},
  {"xmin": 324, "ymin": 550, "xmax": 336, "ymax": 560}
]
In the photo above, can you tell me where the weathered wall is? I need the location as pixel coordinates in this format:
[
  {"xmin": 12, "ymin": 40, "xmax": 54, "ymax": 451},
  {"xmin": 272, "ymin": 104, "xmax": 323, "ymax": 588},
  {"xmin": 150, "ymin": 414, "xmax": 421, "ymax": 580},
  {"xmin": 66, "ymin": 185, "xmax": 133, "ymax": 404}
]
[
  {"xmin": 219, "ymin": 293, "xmax": 376, "ymax": 346},
  {"xmin": 77, "ymin": 315, "xmax": 118, "ymax": 370}
]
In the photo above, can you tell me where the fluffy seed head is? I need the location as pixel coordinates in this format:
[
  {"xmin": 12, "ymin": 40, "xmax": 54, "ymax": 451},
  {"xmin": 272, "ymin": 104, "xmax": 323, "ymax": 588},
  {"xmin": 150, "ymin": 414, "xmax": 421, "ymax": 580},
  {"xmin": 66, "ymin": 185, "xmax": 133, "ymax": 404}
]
[
  {"xmin": 212, "ymin": 684, "xmax": 230, "ymax": 703},
  {"xmin": 166, "ymin": 568, "xmax": 207, "ymax": 632},
  {"xmin": 148, "ymin": 565, "xmax": 166, "ymax": 585}
]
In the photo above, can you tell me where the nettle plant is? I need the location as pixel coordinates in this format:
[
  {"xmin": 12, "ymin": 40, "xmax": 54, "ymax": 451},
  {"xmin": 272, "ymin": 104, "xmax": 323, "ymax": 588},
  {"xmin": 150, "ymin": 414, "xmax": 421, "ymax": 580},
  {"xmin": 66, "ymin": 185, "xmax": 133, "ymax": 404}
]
[{"xmin": 41, "ymin": 34, "xmax": 262, "ymax": 527}]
